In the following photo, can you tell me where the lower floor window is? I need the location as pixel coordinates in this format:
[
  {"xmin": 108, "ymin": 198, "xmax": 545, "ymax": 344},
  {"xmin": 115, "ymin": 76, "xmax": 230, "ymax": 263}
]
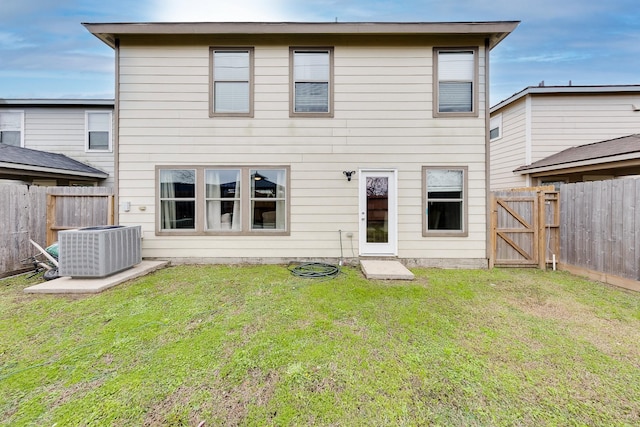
[
  {"xmin": 160, "ymin": 169, "xmax": 196, "ymax": 230},
  {"xmin": 250, "ymin": 169, "xmax": 287, "ymax": 230},
  {"xmin": 158, "ymin": 166, "xmax": 289, "ymax": 235},
  {"xmin": 206, "ymin": 169, "xmax": 241, "ymax": 231},
  {"xmin": 423, "ymin": 166, "xmax": 467, "ymax": 236}
]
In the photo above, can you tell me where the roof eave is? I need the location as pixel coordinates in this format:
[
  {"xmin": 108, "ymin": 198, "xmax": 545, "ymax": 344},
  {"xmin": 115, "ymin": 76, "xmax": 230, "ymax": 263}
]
[
  {"xmin": 0, "ymin": 162, "xmax": 109, "ymax": 179},
  {"xmin": 514, "ymin": 152, "xmax": 640, "ymax": 175},
  {"xmin": 492, "ymin": 85, "xmax": 640, "ymax": 113},
  {"xmin": 83, "ymin": 21, "xmax": 519, "ymax": 49},
  {"xmin": 0, "ymin": 98, "xmax": 114, "ymax": 107}
]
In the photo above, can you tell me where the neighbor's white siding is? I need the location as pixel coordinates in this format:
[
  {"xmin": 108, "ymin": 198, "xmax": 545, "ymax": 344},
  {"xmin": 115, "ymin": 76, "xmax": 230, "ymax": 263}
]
[
  {"xmin": 531, "ymin": 93, "xmax": 640, "ymax": 160},
  {"xmin": 22, "ymin": 107, "xmax": 114, "ymax": 186},
  {"xmin": 490, "ymin": 97, "xmax": 527, "ymax": 189},
  {"xmin": 491, "ymin": 92, "xmax": 640, "ymax": 189},
  {"xmin": 117, "ymin": 41, "xmax": 489, "ymax": 264}
]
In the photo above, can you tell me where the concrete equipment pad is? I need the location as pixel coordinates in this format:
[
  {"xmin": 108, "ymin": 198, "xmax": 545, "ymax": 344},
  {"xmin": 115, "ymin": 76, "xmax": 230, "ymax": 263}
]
[
  {"xmin": 24, "ymin": 260, "xmax": 169, "ymax": 294},
  {"xmin": 360, "ymin": 260, "xmax": 415, "ymax": 280}
]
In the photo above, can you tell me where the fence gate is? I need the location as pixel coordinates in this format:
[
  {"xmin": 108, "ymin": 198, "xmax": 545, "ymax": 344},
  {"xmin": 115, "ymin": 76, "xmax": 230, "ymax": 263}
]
[{"xmin": 490, "ymin": 188, "xmax": 559, "ymax": 269}]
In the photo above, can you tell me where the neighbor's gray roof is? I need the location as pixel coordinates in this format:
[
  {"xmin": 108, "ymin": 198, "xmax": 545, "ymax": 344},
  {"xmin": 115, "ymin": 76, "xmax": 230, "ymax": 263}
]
[
  {"xmin": 83, "ymin": 21, "xmax": 519, "ymax": 50},
  {"xmin": 514, "ymin": 134, "xmax": 640, "ymax": 174},
  {"xmin": 0, "ymin": 99, "xmax": 113, "ymax": 108},
  {"xmin": 0, "ymin": 144, "xmax": 108, "ymax": 179}
]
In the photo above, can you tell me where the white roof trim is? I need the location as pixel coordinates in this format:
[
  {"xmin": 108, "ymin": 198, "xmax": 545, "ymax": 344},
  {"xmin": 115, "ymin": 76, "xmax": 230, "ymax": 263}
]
[{"xmin": 491, "ymin": 85, "xmax": 640, "ymax": 112}]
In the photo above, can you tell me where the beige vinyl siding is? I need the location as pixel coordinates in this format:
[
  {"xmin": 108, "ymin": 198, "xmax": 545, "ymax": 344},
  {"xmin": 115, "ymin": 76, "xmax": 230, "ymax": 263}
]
[
  {"xmin": 117, "ymin": 41, "xmax": 488, "ymax": 263},
  {"xmin": 21, "ymin": 108, "xmax": 114, "ymax": 186}
]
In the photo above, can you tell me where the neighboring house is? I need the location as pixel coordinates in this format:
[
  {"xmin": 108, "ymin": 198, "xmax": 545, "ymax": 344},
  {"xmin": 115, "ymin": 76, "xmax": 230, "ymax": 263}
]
[
  {"xmin": 0, "ymin": 99, "xmax": 114, "ymax": 186},
  {"xmin": 513, "ymin": 134, "xmax": 640, "ymax": 184},
  {"xmin": 489, "ymin": 85, "xmax": 640, "ymax": 189},
  {"xmin": 0, "ymin": 143, "xmax": 108, "ymax": 184},
  {"xmin": 84, "ymin": 21, "xmax": 518, "ymax": 266}
]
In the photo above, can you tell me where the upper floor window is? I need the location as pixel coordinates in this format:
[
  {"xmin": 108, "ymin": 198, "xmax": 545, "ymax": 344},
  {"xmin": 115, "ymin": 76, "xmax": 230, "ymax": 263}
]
[
  {"xmin": 86, "ymin": 111, "xmax": 112, "ymax": 152},
  {"xmin": 434, "ymin": 48, "xmax": 478, "ymax": 117},
  {"xmin": 422, "ymin": 166, "xmax": 468, "ymax": 237},
  {"xmin": 290, "ymin": 47, "xmax": 334, "ymax": 117},
  {"xmin": 0, "ymin": 111, "xmax": 24, "ymax": 147},
  {"xmin": 210, "ymin": 48, "xmax": 254, "ymax": 117}
]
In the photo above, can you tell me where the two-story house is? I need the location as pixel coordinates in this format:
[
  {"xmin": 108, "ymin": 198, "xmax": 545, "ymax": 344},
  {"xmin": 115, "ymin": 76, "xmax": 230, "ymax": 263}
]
[
  {"xmin": 489, "ymin": 85, "xmax": 640, "ymax": 189},
  {"xmin": 84, "ymin": 21, "xmax": 518, "ymax": 266},
  {"xmin": 0, "ymin": 99, "xmax": 114, "ymax": 186}
]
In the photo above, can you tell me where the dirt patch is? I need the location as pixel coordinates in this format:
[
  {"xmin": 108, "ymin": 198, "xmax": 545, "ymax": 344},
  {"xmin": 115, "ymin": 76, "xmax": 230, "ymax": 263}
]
[
  {"xmin": 143, "ymin": 385, "xmax": 204, "ymax": 426},
  {"xmin": 143, "ymin": 369, "xmax": 280, "ymax": 427},
  {"xmin": 509, "ymin": 297, "xmax": 576, "ymax": 321},
  {"xmin": 50, "ymin": 377, "xmax": 107, "ymax": 409},
  {"xmin": 209, "ymin": 369, "xmax": 279, "ymax": 426},
  {"xmin": 507, "ymin": 295, "xmax": 640, "ymax": 366},
  {"xmin": 332, "ymin": 317, "xmax": 369, "ymax": 340}
]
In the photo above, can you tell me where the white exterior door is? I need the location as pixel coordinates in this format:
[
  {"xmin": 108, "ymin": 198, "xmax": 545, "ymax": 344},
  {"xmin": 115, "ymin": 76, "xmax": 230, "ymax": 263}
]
[{"xmin": 359, "ymin": 169, "xmax": 397, "ymax": 256}]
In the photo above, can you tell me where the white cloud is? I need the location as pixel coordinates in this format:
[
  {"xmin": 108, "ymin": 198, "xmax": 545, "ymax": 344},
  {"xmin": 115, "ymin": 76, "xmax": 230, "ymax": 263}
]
[
  {"xmin": 150, "ymin": 0, "xmax": 298, "ymax": 22},
  {"xmin": 501, "ymin": 52, "xmax": 594, "ymax": 64},
  {"xmin": 0, "ymin": 31, "xmax": 34, "ymax": 49}
]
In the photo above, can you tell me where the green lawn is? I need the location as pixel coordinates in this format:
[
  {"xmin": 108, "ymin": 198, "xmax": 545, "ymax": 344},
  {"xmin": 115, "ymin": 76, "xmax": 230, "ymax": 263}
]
[{"xmin": 1, "ymin": 265, "xmax": 639, "ymax": 426}]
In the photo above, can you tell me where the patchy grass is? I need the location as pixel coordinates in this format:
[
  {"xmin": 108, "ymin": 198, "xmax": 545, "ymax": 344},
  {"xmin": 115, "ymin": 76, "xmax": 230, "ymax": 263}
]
[{"xmin": 1, "ymin": 266, "xmax": 639, "ymax": 426}]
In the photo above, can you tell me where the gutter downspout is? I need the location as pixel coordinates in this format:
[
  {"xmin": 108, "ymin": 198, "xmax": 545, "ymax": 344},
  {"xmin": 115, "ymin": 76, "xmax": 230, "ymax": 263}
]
[
  {"xmin": 485, "ymin": 37, "xmax": 492, "ymax": 267},
  {"xmin": 114, "ymin": 38, "xmax": 120, "ymax": 225}
]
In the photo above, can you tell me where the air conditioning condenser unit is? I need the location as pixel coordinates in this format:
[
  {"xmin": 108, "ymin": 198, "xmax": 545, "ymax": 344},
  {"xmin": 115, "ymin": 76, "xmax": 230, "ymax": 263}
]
[{"xmin": 58, "ymin": 225, "xmax": 142, "ymax": 278}]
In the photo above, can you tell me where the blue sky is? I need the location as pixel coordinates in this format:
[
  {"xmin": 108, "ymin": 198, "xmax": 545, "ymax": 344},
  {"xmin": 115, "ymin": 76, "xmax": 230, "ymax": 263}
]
[{"xmin": 1, "ymin": 0, "xmax": 638, "ymax": 105}]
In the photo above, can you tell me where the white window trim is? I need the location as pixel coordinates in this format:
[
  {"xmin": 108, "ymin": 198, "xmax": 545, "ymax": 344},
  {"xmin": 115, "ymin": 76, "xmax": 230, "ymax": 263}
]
[
  {"xmin": 490, "ymin": 113, "xmax": 503, "ymax": 141},
  {"xmin": 85, "ymin": 110, "xmax": 113, "ymax": 152},
  {"xmin": 0, "ymin": 110, "xmax": 25, "ymax": 148}
]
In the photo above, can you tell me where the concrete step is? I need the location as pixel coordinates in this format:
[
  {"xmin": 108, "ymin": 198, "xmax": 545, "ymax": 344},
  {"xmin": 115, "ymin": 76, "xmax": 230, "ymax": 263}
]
[
  {"xmin": 24, "ymin": 260, "xmax": 169, "ymax": 294},
  {"xmin": 360, "ymin": 260, "xmax": 415, "ymax": 280}
]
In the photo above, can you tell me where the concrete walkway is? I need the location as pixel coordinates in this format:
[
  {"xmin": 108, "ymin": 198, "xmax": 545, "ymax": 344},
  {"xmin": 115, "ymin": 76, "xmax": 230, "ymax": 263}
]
[
  {"xmin": 360, "ymin": 260, "xmax": 415, "ymax": 280},
  {"xmin": 24, "ymin": 260, "xmax": 169, "ymax": 294}
]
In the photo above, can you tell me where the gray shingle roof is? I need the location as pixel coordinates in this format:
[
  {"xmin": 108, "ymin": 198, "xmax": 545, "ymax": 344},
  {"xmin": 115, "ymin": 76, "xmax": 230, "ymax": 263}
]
[
  {"xmin": 0, "ymin": 143, "xmax": 108, "ymax": 178},
  {"xmin": 514, "ymin": 134, "xmax": 640, "ymax": 173}
]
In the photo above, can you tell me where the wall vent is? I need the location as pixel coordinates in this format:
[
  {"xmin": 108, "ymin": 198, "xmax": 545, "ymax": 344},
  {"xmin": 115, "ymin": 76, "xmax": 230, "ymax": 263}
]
[{"xmin": 58, "ymin": 225, "xmax": 142, "ymax": 278}]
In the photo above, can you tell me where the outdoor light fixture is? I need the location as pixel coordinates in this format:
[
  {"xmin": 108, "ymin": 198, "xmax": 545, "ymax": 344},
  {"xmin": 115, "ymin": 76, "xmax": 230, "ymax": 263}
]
[{"xmin": 343, "ymin": 170, "xmax": 355, "ymax": 181}]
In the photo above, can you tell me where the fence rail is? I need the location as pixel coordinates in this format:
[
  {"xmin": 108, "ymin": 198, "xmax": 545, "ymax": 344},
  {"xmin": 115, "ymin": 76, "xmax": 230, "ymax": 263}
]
[{"xmin": 0, "ymin": 184, "xmax": 113, "ymax": 277}]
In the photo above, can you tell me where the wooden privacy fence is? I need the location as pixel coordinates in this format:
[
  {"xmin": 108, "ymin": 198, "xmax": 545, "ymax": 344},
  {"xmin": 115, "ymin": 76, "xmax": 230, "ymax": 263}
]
[
  {"xmin": 560, "ymin": 179, "xmax": 640, "ymax": 287},
  {"xmin": 0, "ymin": 184, "xmax": 113, "ymax": 277},
  {"xmin": 490, "ymin": 187, "xmax": 560, "ymax": 269},
  {"xmin": 46, "ymin": 188, "xmax": 114, "ymax": 246}
]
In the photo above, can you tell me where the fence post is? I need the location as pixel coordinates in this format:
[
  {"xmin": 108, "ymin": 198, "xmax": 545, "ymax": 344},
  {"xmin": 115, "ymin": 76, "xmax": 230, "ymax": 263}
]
[
  {"xmin": 489, "ymin": 193, "xmax": 496, "ymax": 269},
  {"xmin": 107, "ymin": 194, "xmax": 115, "ymax": 225},
  {"xmin": 537, "ymin": 190, "xmax": 547, "ymax": 270},
  {"xmin": 46, "ymin": 194, "xmax": 56, "ymax": 246}
]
